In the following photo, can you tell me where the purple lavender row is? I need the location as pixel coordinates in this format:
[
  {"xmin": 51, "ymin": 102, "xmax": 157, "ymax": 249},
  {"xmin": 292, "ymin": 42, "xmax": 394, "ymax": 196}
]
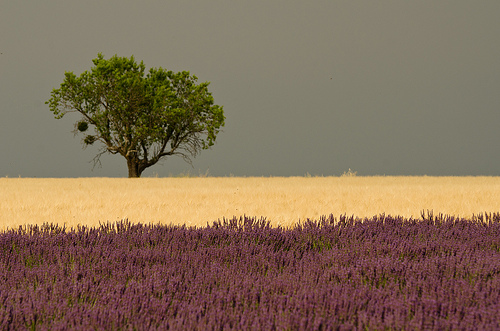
[{"xmin": 1, "ymin": 213, "xmax": 500, "ymax": 330}]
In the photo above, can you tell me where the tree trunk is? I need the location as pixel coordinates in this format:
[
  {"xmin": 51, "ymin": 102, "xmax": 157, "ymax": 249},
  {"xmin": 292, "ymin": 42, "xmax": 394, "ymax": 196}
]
[{"xmin": 126, "ymin": 158, "xmax": 142, "ymax": 178}]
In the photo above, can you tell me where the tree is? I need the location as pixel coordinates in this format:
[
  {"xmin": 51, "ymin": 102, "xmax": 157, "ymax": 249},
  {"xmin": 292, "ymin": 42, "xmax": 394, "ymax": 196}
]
[{"xmin": 47, "ymin": 53, "xmax": 225, "ymax": 178}]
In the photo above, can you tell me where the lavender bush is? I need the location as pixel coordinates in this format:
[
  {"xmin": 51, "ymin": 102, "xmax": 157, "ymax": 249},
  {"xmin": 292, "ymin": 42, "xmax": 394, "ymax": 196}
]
[{"xmin": 1, "ymin": 213, "xmax": 500, "ymax": 330}]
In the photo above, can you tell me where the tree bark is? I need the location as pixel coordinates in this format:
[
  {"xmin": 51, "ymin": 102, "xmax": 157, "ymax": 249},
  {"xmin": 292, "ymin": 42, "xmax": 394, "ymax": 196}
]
[{"xmin": 126, "ymin": 158, "xmax": 141, "ymax": 178}]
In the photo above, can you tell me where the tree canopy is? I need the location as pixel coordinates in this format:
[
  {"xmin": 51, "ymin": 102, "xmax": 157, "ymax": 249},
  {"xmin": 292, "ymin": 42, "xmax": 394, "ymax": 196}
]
[{"xmin": 47, "ymin": 53, "xmax": 225, "ymax": 177}]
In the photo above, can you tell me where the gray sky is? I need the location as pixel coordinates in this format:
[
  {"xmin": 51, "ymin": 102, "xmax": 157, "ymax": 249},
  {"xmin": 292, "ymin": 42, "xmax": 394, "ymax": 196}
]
[{"xmin": 1, "ymin": 1, "xmax": 499, "ymax": 177}]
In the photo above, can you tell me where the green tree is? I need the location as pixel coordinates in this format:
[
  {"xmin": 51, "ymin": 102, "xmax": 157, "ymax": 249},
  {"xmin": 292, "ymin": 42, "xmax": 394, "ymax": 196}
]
[{"xmin": 47, "ymin": 53, "xmax": 225, "ymax": 177}]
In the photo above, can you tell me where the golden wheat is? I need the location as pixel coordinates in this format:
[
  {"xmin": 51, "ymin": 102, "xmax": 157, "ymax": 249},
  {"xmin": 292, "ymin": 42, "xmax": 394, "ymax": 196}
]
[{"xmin": 1, "ymin": 176, "xmax": 499, "ymax": 231}]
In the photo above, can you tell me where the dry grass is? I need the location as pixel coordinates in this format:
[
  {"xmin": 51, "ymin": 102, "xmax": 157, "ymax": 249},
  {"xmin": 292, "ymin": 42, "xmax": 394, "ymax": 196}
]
[{"xmin": 1, "ymin": 176, "xmax": 499, "ymax": 231}]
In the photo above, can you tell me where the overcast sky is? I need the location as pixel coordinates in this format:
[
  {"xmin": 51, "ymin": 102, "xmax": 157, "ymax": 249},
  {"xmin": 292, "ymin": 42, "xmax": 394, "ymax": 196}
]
[{"xmin": 1, "ymin": 1, "xmax": 499, "ymax": 177}]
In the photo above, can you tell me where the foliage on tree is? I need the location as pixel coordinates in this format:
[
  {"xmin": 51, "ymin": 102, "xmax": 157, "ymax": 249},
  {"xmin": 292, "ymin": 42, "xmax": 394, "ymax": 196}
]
[{"xmin": 46, "ymin": 53, "xmax": 225, "ymax": 177}]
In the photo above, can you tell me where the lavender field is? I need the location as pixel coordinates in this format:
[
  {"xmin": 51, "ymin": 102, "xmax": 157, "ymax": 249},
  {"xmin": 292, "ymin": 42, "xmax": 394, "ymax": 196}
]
[{"xmin": 1, "ymin": 213, "xmax": 500, "ymax": 330}]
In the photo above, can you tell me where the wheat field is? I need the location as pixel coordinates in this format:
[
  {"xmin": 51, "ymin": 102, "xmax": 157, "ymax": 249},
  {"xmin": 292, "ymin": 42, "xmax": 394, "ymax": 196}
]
[{"xmin": 1, "ymin": 176, "xmax": 499, "ymax": 231}]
